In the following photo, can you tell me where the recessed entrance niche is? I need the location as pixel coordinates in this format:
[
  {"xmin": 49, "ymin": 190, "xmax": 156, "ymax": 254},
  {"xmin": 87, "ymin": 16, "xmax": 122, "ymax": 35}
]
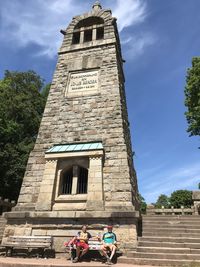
[
  {"xmin": 56, "ymin": 158, "xmax": 89, "ymax": 198},
  {"xmin": 54, "ymin": 157, "xmax": 89, "ymax": 211},
  {"xmin": 36, "ymin": 142, "xmax": 104, "ymax": 211}
]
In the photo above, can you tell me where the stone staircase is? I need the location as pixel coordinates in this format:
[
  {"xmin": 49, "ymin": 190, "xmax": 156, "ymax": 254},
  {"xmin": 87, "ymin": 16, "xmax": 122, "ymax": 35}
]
[{"xmin": 119, "ymin": 215, "xmax": 200, "ymax": 266}]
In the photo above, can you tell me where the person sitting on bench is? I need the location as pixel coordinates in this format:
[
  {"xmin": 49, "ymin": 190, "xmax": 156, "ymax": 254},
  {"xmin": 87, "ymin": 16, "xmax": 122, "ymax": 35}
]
[
  {"xmin": 100, "ymin": 225, "xmax": 117, "ymax": 265},
  {"xmin": 73, "ymin": 225, "xmax": 92, "ymax": 263}
]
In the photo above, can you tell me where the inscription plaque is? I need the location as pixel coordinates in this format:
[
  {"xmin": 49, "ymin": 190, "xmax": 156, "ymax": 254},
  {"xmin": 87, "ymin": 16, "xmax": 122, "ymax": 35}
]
[{"xmin": 67, "ymin": 70, "xmax": 98, "ymax": 94}]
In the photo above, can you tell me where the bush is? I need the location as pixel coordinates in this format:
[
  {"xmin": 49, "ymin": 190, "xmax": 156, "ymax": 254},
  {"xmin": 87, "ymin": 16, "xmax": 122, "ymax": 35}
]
[{"xmin": 169, "ymin": 190, "xmax": 193, "ymax": 208}]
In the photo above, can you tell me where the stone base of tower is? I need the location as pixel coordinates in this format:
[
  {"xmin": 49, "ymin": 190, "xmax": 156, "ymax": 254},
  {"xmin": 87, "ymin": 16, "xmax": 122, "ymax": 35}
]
[{"xmin": 3, "ymin": 210, "xmax": 140, "ymax": 255}]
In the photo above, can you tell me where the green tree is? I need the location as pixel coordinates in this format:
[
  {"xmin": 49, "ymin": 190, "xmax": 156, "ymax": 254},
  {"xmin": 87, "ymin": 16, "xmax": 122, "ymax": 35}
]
[
  {"xmin": 169, "ymin": 190, "xmax": 193, "ymax": 208},
  {"xmin": 138, "ymin": 194, "xmax": 147, "ymax": 214},
  {"xmin": 155, "ymin": 194, "xmax": 169, "ymax": 208},
  {"xmin": 41, "ymin": 83, "xmax": 51, "ymax": 100},
  {"xmin": 0, "ymin": 70, "xmax": 47, "ymax": 200},
  {"xmin": 185, "ymin": 57, "xmax": 200, "ymax": 137}
]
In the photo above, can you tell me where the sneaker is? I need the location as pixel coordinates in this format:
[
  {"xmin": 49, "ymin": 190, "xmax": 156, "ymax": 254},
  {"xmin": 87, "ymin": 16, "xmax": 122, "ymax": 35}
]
[
  {"xmin": 72, "ymin": 257, "xmax": 79, "ymax": 263},
  {"xmin": 106, "ymin": 258, "xmax": 113, "ymax": 265}
]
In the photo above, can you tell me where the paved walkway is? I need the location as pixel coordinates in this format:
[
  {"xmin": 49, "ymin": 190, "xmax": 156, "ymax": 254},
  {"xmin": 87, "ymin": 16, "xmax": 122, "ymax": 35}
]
[{"xmin": 0, "ymin": 257, "xmax": 154, "ymax": 267}]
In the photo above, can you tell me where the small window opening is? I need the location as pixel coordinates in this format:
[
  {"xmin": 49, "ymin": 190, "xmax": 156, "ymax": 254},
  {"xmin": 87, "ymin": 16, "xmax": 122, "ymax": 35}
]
[
  {"xmin": 84, "ymin": 29, "xmax": 92, "ymax": 42},
  {"xmin": 62, "ymin": 168, "xmax": 73, "ymax": 194},
  {"xmin": 72, "ymin": 32, "xmax": 80, "ymax": 44},
  {"xmin": 96, "ymin": 27, "xmax": 104, "ymax": 40},
  {"xmin": 77, "ymin": 167, "xmax": 88, "ymax": 194}
]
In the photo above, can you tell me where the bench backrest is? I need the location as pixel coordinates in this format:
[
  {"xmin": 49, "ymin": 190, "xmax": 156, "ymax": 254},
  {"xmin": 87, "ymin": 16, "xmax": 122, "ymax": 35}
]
[{"xmin": 3, "ymin": 236, "xmax": 52, "ymax": 247}]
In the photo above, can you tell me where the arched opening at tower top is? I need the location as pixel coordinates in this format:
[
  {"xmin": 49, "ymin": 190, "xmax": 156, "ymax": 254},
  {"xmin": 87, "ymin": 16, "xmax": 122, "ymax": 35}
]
[
  {"xmin": 75, "ymin": 17, "xmax": 104, "ymax": 29},
  {"xmin": 72, "ymin": 16, "xmax": 104, "ymax": 44}
]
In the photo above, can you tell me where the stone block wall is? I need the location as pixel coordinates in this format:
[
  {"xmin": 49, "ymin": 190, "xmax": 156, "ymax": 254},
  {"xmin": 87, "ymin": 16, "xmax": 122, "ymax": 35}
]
[
  {"xmin": 16, "ymin": 42, "xmax": 138, "ymax": 212},
  {"xmin": 3, "ymin": 212, "xmax": 138, "ymax": 253}
]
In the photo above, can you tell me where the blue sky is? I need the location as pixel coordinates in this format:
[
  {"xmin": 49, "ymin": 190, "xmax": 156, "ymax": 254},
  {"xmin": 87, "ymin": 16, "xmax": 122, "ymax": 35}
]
[{"xmin": 0, "ymin": 0, "xmax": 199, "ymax": 203}]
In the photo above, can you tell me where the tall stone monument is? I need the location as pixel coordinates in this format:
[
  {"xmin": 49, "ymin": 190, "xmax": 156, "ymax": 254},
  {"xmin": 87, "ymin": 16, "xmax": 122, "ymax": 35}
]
[{"xmin": 3, "ymin": 2, "xmax": 140, "ymax": 253}]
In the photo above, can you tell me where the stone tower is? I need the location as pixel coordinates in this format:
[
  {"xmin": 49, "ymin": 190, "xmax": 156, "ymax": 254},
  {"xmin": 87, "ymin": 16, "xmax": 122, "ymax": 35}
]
[{"xmin": 4, "ymin": 2, "xmax": 140, "ymax": 253}]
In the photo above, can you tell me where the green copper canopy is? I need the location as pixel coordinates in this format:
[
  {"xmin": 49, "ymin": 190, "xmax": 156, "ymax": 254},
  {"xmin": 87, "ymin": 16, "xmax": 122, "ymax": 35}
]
[{"xmin": 46, "ymin": 142, "xmax": 103, "ymax": 154}]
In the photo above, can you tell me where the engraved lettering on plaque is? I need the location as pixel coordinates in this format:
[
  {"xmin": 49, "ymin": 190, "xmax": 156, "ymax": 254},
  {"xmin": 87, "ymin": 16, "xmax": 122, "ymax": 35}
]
[{"xmin": 67, "ymin": 70, "xmax": 98, "ymax": 94}]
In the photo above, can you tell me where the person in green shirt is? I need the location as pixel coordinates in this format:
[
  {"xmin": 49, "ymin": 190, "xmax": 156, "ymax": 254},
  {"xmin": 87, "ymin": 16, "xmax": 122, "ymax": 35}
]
[{"xmin": 100, "ymin": 225, "xmax": 117, "ymax": 265}]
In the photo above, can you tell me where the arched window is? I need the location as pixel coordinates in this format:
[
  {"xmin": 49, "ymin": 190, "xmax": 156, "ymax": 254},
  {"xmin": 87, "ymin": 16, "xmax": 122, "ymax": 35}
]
[
  {"xmin": 72, "ymin": 16, "xmax": 104, "ymax": 44},
  {"xmin": 75, "ymin": 17, "xmax": 104, "ymax": 29},
  {"xmin": 77, "ymin": 167, "xmax": 88, "ymax": 194},
  {"xmin": 61, "ymin": 168, "xmax": 73, "ymax": 194}
]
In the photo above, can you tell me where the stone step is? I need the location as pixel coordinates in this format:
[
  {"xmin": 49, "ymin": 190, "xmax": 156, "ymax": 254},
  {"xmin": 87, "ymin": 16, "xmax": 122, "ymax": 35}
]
[
  {"xmin": 136, "ymin": 246, "xmax": 200, "ymax": 254},
  {"xmin": 136, "ymin": 216, "xmax": 200, "ymax": 265},
  {"xmin": 138, "ymin": 241, "xmax": 200, "ymax": 249},
  {"xmin": 139, "ymin": 236, "xmax": 200, "ymax": 243},
  {"xmin": 143, "ymin": 232, "xmax": 200, "ymax": 237},
  {"xmin": 142, "ymin": 223, "xmax": 200, "ymax": 228},
  {"xmin": 126, "ymin": 252, "xmax": 200, "ymax": 260},
  {"xmin": 143, "ymin": 228, "xmax": 200, "ymax": 233},
  {"xmin": 118, "ymin": 256, "xmax": 200, "ymax": 266},
  {"xmin": 143, "ymin": 221, "xmax": 200, "ymax": 225},
  {"xmin": 142, "ymin": 214, "xmax": 199, "ymax": 220},
  {"xmin": 143, "ymin": 219, "xmax": 200, "ymax": 223},
  {"xmin": 143, "ymin": 216, "xmax": 200, "ymax": 221},
  {"xmin": 143, "ymin": 221, "xmax": 200, "ymax": 223},
  {"xmin": 142, "ymin": 222, "xmax": 200, "ymax": 229}
]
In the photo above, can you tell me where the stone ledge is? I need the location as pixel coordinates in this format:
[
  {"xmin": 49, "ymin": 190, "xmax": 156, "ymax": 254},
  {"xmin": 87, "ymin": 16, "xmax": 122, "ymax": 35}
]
[
  {"xmin": 45, "ymin": 150, "xmax": 103, "ymax": 159},
  {"xmin": 58, "ymin": 40, "xmax": 116, "ymax": 55},
  {"xmin": 4, "ymin": 210, "xmax": 139, "ymax": 219}
]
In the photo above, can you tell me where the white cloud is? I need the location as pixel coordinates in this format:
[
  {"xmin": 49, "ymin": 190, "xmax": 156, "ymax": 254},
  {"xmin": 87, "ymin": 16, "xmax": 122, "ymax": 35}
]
[
  {"xmin": 113, "ymin": 0, "xmax": 155, "ymax": 59},
  {"xmin": 122, "ymin": 33, "xmax": 156, "ymax": 59},
  {"xmin": 0, "ymin": 0, "xmax": 84, "ymax": 57},
  {"xmin": 141, "ymin": 162, "xmax": 200, "ymax": 203},
  {"xmin": 113, "ymin": 0, "xmax": 147, "ymax": 32},
  {"xmin": 0, "ymin": 0, "xmax": 151, "ymax": 58}
]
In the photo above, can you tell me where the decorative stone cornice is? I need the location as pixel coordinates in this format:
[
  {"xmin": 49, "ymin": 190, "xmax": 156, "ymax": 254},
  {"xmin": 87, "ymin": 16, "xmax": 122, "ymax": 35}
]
[
  {"xmin": 45, "ymin": 150, "xmax": 103, "ymax": 159},
  {"xmin": 89, "ymin": 155, "xmax": 102, "ymax": 160},
  {"xmin": 46, "ymin": 159, "xmax": 57, "ymax": 164}
]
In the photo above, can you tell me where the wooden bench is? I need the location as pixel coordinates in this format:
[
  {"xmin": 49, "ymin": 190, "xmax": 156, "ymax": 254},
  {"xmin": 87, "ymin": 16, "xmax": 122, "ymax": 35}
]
[{"xmin": 1, "ymin": 236, "xmax": 53, "ymax": 257}]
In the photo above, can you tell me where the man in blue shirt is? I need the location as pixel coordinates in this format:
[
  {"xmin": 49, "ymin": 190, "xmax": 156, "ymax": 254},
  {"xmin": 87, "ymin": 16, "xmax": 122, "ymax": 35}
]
[{"xmin": 100, "ymin": 225, "xmax": 117, "ymax": 265}]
